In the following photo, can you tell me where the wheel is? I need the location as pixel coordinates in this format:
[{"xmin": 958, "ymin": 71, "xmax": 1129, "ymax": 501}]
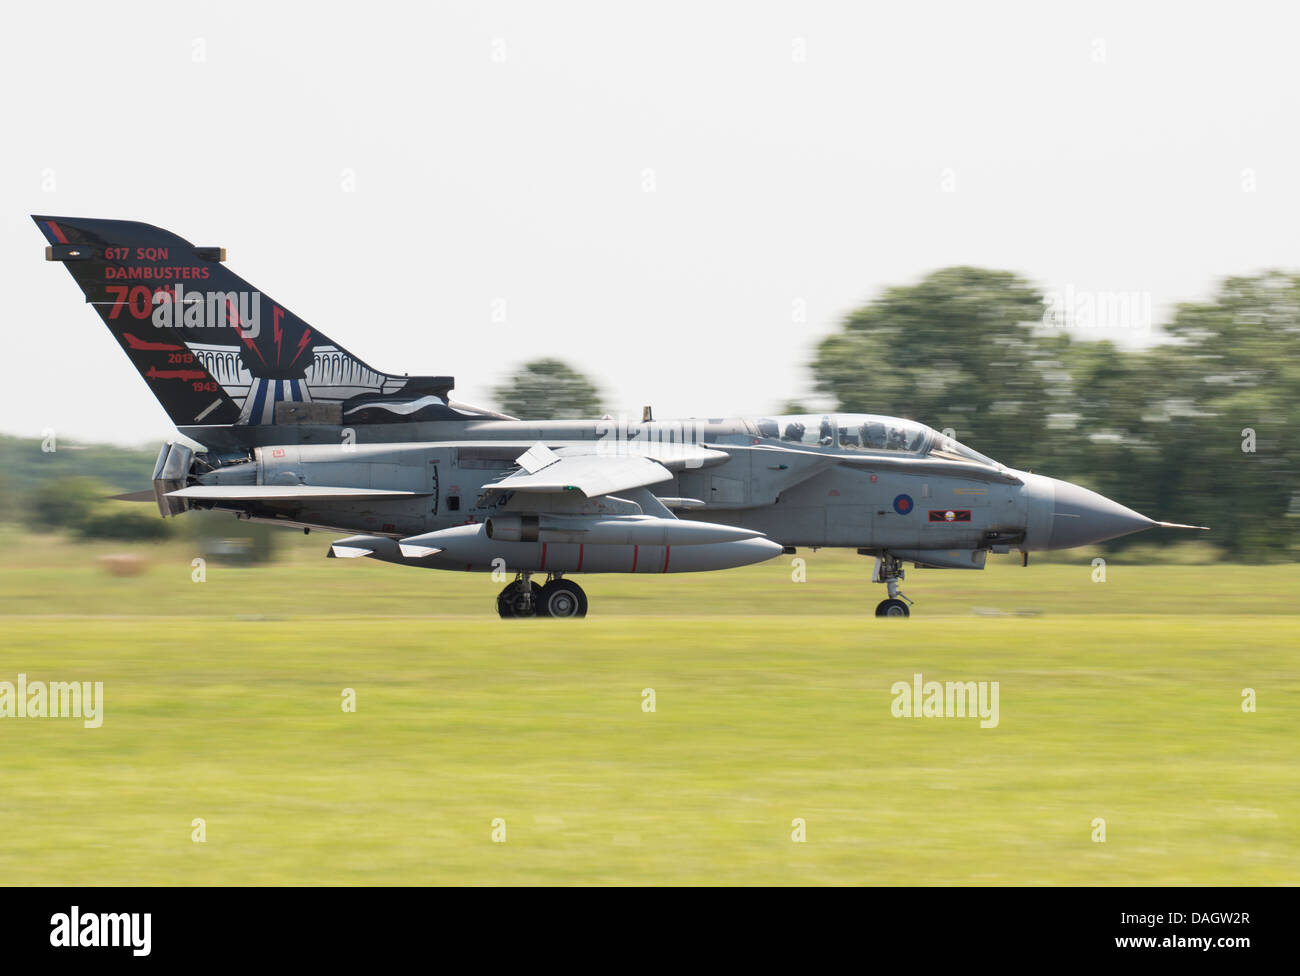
[
  {"xmin": 875, "ymin": 598, "xmax": 910, "ymax": 618},
  {"xmin": 497, "ymin": 580, "xmax": 542, "ymax": 618},
  {"xmin": 535, "ymin": 579, "xmax": 588, "ymax": 618}
]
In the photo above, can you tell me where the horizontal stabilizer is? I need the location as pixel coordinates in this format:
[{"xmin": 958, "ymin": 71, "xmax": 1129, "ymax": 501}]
[
  {"xmin": 109, "ymin": 489, "xmax": 158, "ymax": 502},
  {"xmin": 169, "ymin": 485, "xmax": 430, "ymax": 501}
]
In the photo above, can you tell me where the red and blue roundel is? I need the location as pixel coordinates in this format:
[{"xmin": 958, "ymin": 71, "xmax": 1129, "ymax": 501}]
[{"xmin": 893, "ymin": 493, "xmax": 914, "ymax": 515}]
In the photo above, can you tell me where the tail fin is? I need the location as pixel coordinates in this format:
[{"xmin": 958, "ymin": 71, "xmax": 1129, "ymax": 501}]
[{"xmin": 34, "ymin": 215, "xmax": 462, "ymax": 430}]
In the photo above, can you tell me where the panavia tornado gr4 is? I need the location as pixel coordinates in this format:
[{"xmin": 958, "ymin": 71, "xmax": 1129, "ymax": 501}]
[{"xmin": 34, "ymin": 215, "xmax": 1208, "ymax": 617}]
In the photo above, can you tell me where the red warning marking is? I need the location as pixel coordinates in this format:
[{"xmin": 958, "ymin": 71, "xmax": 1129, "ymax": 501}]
[
  {"xmin": 662, "ymin": 545, "xmax": 671, "ymax": 573},
  {"xmin": 631, "ymin": 544, "xmax": 639, "ymax": 573},
  {"xmin": 124, "ymin": 333, "xmax": 182, "ymax": 351},
  {"xmin": 145, "ymin": 367, "xmax": 205, "ymax": 381},
  {"xmin": 576, "ymin": 544, "xmax": 585, "ymax": 572},
  {"xmin": 540, "ymin": 543, "xmax": 548, "ymax": 570}
]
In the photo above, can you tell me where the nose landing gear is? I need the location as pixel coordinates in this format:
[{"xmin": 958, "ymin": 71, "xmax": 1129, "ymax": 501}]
[{"xmin": 871, "ymin": 553, "xmax": 913, "ymax": 618}]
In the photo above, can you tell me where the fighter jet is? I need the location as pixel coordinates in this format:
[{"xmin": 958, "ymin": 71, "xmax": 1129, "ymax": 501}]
[{"xmin": 34, "ymin": 216, "xmax": 1208, "ymax": 617}]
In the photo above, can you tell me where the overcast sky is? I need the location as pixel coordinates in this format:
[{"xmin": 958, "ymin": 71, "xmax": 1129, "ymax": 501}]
[{"xmin": 2, "ymin": 1, "xmax": 1297, "ymax": 444}]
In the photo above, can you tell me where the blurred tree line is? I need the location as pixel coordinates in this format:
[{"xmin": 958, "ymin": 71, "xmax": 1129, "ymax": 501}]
[
  {"xmin": 812, "ymin": 268, "xmax": 1298, "ymax": 558},
  {"xmin": 0, "ymin": 435, "xmax": 276, "ymax": 558},
  {"xmin": 492, "ymin": 358, "xmax": 604, "ymax": 420},
  {"xmin": 0, "ymin": 437, "xmax": 166, "ymax": 539}
]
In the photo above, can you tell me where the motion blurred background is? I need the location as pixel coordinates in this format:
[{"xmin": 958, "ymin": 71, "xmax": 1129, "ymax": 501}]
[
  {"xmin": 1, "ymin": 2, "xmax": 1297, "ymax": 887},
  {"xmin": 2, "ymin": 1, "xmax": 1298, "ymax": 563}
]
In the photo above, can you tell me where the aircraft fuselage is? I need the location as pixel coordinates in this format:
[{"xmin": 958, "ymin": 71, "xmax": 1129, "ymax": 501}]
[{"xmin": 171, "ymin": 416, "xmax": 1144, "ymax": 577}]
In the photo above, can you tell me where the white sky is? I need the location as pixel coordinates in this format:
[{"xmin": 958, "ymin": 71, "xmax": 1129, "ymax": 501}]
[{"xmin": 2, "ymin": 0, "xmax": 1297, "ymax": 445}]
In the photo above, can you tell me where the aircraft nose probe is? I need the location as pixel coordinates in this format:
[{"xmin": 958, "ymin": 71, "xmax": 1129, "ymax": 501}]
[{"xmin": 1043, "ymin": 477, "xmax": 1209, "ymax": 550}]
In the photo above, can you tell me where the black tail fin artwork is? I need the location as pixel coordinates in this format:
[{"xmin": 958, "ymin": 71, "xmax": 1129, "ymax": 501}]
[{"xmin": 33, "ymin": 215, "xmax": 475, "ymax": 431}]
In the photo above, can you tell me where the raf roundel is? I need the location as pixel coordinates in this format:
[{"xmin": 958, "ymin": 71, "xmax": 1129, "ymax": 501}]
[{"xmin": 892, "ymin": 493, "xmax": 914, "ymax": 515}]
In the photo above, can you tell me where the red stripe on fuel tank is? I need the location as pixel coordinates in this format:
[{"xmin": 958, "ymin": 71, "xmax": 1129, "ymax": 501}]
[
  {"xmin": 576, "ymin": 544, "xmax": 584, "ymax": 571},
  {"xmin": 631, "ymin": 545, "xmax": 639, "ymax": 572},
  {"xmin": 662, "ymin": 545, "xmax": 671, "ymax": 573},
  {"xmin": 540, "ymin": 543, "xmax": 547, "ymax": 569}
]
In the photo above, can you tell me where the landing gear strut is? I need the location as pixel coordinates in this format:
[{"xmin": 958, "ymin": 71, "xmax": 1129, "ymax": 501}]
[
  {"xmin": 871, "ymin": 554, "xmax": 914, "ymax": 618},
  {"xmin": 496, "ymin": 573, "xmax": 588, "ymax": 618},
  {"xmin": 497, "ymin": 574, "xmax": 541, "ymax": 618}
]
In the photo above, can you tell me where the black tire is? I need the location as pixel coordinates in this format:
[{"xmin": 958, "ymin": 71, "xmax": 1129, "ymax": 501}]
[
  {"xmin": 875, "ymin": 598, "xmax": 910, "ymax": 618},
  {"xmin": 497, "ymin": 581, "xmax": 542, "ymax": 618},
  {"xmin": 536, "ymin": 579, "xmax": 588, "ymax": 618}
]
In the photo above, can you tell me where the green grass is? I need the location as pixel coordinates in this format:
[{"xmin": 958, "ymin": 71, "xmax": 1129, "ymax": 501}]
[{"xmin": 0, "ymin": 531, "xmax": 1296, "ymax": 885}]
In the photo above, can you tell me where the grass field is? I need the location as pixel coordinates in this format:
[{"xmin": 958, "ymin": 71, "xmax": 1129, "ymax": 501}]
[{"xmin": 0, "ymin": 529, "xmax": 1296, "ymax": 885}]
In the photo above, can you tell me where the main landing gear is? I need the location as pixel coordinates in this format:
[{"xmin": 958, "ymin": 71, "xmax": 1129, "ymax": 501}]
[
  {"xmin": 871, "ymin": 553, "xmax": 914, "ymax": 618},
  {"xmin": 496, "ymin": 573, "xmax": 588, "ymax": 619},
  {"xmin": 496, "ymin": 577, "xmax": 540, "ymax": 618}
]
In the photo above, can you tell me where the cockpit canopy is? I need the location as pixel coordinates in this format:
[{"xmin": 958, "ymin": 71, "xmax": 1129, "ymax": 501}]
[{"xmin": 750, "ymin": 413, "xmax": 998, "ymax": 467}]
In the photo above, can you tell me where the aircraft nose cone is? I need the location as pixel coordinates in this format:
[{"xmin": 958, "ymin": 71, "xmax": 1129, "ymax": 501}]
[{"xmin": 1047, "ymin": 478, "xmax": 1155, "ymax": 550}]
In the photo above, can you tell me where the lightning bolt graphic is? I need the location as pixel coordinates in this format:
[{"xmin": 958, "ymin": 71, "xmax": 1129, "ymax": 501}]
[{"xmin": 290, "ymin": 327, "xmax": 313, "ymax": 367}]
